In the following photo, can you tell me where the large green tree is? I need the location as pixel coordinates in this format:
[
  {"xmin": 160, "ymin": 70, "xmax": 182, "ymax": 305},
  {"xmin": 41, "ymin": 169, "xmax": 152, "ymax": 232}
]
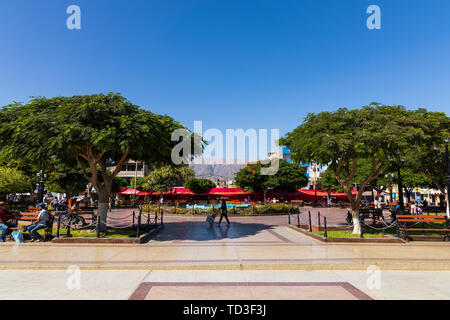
[
  {"xmin": 280, "ymin": 104, "xmax": 426, "ymax": 234},
  {"xmin": 266, "ymin": 160, "xmax": 308, "ymax": 197},
  {"xmin": 316, "ymin": 166, "xmax": 343, "ymax": 201},
  {"xmin": 406, "ymin": 110, "xmax": 449, "ymax": 215},
  {"xmin": 234, "ymin": 160, "xmax": 307, "ymax": 202},
  {"xmin": 234, "ymin": 162, "xmax": 269, "ymax": 202},
  {"xmin": 0, "ymin": 93, "xmax": 200, "ymax": 230}
]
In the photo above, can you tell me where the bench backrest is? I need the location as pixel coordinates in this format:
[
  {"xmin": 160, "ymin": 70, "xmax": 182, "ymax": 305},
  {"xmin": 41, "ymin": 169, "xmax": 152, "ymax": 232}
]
[{"xmin": 397, "ymin": 215, "xmax": 447, "ymax": 223}]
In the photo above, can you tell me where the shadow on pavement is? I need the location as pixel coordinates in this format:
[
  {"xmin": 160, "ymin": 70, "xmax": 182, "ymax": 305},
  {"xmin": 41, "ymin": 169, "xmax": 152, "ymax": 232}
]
[{"xmin": 149, "ymin": 221, "xmax": 277, "ymax": 242}]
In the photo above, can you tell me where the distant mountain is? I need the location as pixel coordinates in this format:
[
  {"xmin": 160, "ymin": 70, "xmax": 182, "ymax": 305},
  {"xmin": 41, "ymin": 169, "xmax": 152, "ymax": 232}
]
[{"xmin": 188, "ymin": 159, "xmax": 249, "ymax": 181}]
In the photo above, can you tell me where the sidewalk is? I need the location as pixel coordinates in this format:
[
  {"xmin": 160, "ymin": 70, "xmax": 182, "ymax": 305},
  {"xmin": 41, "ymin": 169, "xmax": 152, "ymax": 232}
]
[{"xmin": 1, "ymin": 215, "xmax": 449, "ymax": 300}]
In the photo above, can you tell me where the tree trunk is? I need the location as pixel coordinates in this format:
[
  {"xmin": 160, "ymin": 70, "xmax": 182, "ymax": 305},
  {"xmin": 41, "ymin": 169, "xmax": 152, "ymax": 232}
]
[
  {"xmin": 97, "ymin": 189, "xmax": 110, "ymax": 232},
  {"xmin": 352, "ymin": 208, "xmax": 361, "ymax": 234}
]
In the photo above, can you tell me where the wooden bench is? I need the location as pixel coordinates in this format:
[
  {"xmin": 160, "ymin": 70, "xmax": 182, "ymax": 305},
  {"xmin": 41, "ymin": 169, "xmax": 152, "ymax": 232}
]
[
  {"xmin": 290, "ymin": 200, "xmax": 304, "ymax": 207},
  {"xmin": 397, "ymin": 215, "xmax": 450, "ymax": 241},
  {"xmin": 17, "ymin": 212, "xmax": 55, "ymax": 240}
]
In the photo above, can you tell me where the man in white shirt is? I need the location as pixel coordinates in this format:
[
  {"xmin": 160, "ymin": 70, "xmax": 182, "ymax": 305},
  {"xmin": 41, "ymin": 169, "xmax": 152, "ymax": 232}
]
[{"xmin": 23, "ymin": 203, "xmax": 49, "ymax": 242}]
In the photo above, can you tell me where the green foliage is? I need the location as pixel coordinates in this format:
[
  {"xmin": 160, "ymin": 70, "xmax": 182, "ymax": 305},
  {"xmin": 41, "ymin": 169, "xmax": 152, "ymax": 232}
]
[
  {"xmin": 316, "ymin": 167, "xmax": 342, "ymax": 192},
  {"xmin": 234, "ymin": 162, "xmax": 267, "ymax": 192},
  {"xmin": 0, "ymin": 166, "xmax": 33, "ymax": 195},
  {"xmin": 142, "ymin": 203, "xmax": 298, "ymax": 215},
  {"xmin": 183, "ymin": 178, "xmax": 216, "ymax": 194},
  {"xmin": 137, "ymin": 165, "xmax": 195, "ymax": 193},
  {"xmin": 405, "ymin": 110, "xmax": 449, "ymax": 194},
  {"xmin": 0, "ymin": 93, "xmax": 200, "ymax": 203},
  {"xmin": 266, "ymin": 160, "xmax": 308, "ymax": 191},
  {"xmin": 234, "ymin": 160, "xmax": 307, "ymax": 193},
  {"xmin": 111, "ymin": 176, "xmax": 128, "ymax": 193},
  {"xmin": 46, "ymin": 164, "xmax": 87, "ymax": 198},
  {"xmin": 280, "ymin": 104, "xmax": 435, "ymax": 212}
]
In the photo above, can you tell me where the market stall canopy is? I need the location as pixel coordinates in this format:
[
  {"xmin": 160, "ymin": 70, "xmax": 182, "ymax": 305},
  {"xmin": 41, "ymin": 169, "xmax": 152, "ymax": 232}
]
[{"xmin": 118, "ymin": 187, "xmax": 152, "ymax": 196}]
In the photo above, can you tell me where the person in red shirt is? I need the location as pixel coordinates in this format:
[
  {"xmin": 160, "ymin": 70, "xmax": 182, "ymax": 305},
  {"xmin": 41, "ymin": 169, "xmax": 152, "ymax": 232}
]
[{"xmin": 0, "ymin": 201, "xmax": 17, "ymax": 242}]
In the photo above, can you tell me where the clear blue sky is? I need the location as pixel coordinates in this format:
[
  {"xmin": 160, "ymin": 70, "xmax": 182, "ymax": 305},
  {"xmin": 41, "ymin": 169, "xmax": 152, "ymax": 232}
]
[{"xmin": 1, "ymin": 0, "xmax": 449, "ymax": 139}]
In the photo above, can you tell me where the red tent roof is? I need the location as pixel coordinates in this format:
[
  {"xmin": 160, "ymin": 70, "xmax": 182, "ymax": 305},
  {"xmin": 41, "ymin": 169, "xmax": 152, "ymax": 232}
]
[
  {"xmin": 118, "ymin": 187, "xmax": 357, "ymax": 199},
  {"xmin": 118, "ymin": 187, "xmax": 152, "ymax": 196}
]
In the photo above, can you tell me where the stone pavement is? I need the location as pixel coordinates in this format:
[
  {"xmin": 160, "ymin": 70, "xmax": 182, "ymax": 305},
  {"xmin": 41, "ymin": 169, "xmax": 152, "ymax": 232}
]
[{"xmin": 1, "ymin": 214, "xmax": 450, "ymax": 300}]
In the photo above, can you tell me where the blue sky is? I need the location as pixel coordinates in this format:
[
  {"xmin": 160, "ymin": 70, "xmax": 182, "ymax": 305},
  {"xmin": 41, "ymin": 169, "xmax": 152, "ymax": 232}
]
[{"xmin": 1, "ymin": 0, "xmax": 449, "ymax": 142}]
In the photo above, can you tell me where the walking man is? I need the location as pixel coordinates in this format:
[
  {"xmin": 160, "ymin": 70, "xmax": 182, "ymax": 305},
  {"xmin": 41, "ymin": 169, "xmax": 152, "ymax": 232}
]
[{"xmin": 218, "ymin": 199, "xmax": 230, "ymax": 225}]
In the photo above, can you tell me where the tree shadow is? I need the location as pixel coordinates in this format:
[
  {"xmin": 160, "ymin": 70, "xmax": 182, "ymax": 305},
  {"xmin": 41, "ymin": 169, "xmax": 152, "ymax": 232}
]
[{"xmin": 147, "ymin": 221, "xmax": 277, "ymax": 242}]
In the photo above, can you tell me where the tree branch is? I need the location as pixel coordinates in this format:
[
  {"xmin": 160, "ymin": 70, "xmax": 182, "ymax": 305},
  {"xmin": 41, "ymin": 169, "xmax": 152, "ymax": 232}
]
[{"xmin": 110, "ymin": 150, "xmax": 130, "ymax": 178}]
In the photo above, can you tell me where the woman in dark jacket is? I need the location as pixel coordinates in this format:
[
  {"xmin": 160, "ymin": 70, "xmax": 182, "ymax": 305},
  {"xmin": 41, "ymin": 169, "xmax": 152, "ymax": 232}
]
[{"xmin": 218, "ymin": 199, "xmax": 230, "ymax": 225}]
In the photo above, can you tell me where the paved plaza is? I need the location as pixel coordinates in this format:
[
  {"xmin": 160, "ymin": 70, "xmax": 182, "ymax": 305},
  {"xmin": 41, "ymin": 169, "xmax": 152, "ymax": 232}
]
[{"xmin": 1, "ymin": 213, "xmax": 450, "ymax": 300}]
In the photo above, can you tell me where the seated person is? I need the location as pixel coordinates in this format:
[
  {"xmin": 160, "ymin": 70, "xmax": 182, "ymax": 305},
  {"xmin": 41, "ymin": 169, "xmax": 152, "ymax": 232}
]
[
  {"xmin": 0, "ymin": 201, "xmax": 18, "ymax": 242},
  {"xmin": 23, "ymin": 203, "xmax": 49, "ymax": 242}
]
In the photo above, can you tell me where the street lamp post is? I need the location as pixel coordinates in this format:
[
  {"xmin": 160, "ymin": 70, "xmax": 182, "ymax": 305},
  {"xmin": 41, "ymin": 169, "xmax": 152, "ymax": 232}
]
[
  {"xmin": 445, "ymin": 137, "xmax": 450, "ymax": 217},
  {"xmin": 397, "ymin": 159, "xmax": 405, "ymax": 212},
  {"xmin": 312, "ymin": 163, "xmax": 318, "ymax": 205},
  {"xmin": 37, "ymin": 170, "xmax": 46, "ymax": 203},
  {"xmin": 133, "ymin": 161, "xmax": 139, "ymax": 207}
]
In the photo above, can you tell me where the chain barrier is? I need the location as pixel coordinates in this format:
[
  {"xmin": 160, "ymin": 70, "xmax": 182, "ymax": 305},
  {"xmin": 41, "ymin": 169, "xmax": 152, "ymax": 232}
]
[
  {"xmin": 107, "ymin": 213, "xmax": 134, "ymax": 220},
  {"xmin": 361, "ymin": 220, "xmax": 398, "ymax": 231}
]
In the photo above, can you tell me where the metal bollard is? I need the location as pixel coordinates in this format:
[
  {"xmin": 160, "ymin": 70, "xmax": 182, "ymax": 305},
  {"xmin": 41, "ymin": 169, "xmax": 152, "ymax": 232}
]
[
  {"xmin": 360, "ymin": 215, "xmax": 364, "ymax": 239},
  {"xmin": 96, "ymin": 213, "xmax": 100, "ymax": 238},
  {"xmin": 297, "ymin": 211, "xmax": 300, "ymax": 228},
  {"xmin": 318, "ymin": 212, "xmax": 321, "ymax": 230},
  {"xmin": 308, "ymin": 210, "xmax": 312, "ymax": 232},
  {"xmin": 324, "ymin": 217, "xmax": 328, "ymax": 238},
  {"xmin": 136, "ymin": 211, "xmax": 141, "ymax": 237},
  {"xmin": 132, "ymin": 210, "xmax": 135, "ymax": 226},
  {"xmin": 288, "ymin": 210, "xmax": 291, "ymax": 225},
  {"xmin": 147, "ymin": 213, "xmax": 150, "ymax": 225},
  {"xmin": 56, "ymin": 215, "xmax": 61, "ymax": 238}
]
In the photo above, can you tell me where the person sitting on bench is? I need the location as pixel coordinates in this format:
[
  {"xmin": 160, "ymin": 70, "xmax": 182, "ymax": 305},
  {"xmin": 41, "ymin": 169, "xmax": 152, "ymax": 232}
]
[
  {"xmin": 23, "ymin": 203, "xmax": 49, "ymax": 242},
  {"xmin": 0, "ymin": 202, "xmax": 18, "ymax": 242}
]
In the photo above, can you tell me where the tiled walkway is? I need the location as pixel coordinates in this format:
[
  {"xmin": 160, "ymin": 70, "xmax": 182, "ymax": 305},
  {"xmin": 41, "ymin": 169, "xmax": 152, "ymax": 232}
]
[{"xmin": 1, "ymin": 214, "xmax": 450, "ymax": 300}]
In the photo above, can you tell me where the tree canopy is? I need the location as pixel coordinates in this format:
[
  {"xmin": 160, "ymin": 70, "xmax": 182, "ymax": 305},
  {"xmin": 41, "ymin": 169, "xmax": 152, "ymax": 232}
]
[
  {"xmin": 279, "ymin": 104, "xmax": 437, "ymax": 233},
  {"xmin": 0, "ymin": 93, "xmax": 200, "ymax": 230},
  {"xmin": 234, "ymin": 160, "xmax": 308, "ymax": 201},
  {"xmin": 183, "ymin": 178, "xmax": 216, "ymax": 194},
  {"xmin": 135, "ymin": 165, "xmax": 195, "ymax": 193}
]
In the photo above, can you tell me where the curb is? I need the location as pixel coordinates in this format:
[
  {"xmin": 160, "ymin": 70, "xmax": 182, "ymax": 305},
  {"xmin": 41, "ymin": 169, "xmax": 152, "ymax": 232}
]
[{"xmin": 51, "ymin": 237, "xmax": 140, "ymax": 244}]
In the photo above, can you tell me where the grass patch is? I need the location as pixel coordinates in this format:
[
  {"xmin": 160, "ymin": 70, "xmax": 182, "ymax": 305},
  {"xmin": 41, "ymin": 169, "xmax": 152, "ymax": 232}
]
[
  {"xmin": 314, "ymin": 230, "xmax": 383, "ymax": 238},
  {"xmin": 314, "ymin": 221, "xmax": 449, "ymax": 239},
  {"xmin": 18, "ymin": 225, "xmax": 137, "ymax": 238}
]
